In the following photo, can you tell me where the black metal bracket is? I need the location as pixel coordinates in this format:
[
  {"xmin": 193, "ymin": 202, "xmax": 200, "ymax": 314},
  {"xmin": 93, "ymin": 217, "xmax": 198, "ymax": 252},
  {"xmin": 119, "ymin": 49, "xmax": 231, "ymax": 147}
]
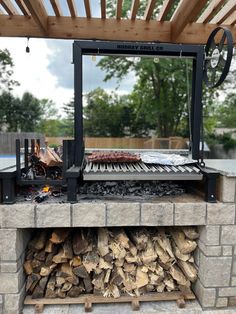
[
  {"xmin": 201, "ymin": 167, "xmax": 219, "ymax": 203},
  {"xmin": 65, "ymin": 166, "xmax": 82, "ymax": 203},
  {"xmin": 0, "ymin": 172, "xmax": 16, "ymax": 204}
]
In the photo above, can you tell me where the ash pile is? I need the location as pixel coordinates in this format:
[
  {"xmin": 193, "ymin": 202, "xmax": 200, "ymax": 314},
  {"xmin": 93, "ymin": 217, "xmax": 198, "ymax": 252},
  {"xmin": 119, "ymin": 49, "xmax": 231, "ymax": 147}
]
[{"xmin": 79, "ymin": 181, "xmax": 186, "ymax": 199}]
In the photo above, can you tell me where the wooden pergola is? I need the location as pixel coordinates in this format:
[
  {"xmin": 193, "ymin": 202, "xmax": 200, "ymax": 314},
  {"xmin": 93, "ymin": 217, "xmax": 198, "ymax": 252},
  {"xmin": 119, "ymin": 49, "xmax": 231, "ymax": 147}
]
[{"xmin": 0, "ymin": 0, "xmax": 235, "ymax": 44}]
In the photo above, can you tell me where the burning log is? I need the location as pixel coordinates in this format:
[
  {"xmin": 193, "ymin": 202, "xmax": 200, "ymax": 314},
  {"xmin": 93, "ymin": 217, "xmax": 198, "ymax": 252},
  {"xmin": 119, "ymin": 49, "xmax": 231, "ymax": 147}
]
[{"xmin": 24, "ymin": 227, "xmax": 198, "ymax": 299}]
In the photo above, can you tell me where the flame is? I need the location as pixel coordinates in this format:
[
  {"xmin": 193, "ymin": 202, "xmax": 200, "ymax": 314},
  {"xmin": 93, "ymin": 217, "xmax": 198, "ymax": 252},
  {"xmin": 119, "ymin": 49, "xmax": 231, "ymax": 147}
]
[{"xmin": 42, "ymin": 186, "xmax": 50, "ymax": 193}]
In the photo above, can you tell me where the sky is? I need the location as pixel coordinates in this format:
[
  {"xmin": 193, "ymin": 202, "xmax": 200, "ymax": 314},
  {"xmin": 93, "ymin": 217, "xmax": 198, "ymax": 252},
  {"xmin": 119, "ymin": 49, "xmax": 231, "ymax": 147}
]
[{"xmin": 0, "ymin": 1, "xmax": 136, "ymax": 113}]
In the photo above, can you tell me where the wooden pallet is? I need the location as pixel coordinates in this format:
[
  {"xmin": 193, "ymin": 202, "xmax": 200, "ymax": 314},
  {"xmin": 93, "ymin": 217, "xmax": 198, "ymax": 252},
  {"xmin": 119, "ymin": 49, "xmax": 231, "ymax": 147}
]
[{"xmin": 24, "ymin": 290, "xmax": 195, "ymax": 313}]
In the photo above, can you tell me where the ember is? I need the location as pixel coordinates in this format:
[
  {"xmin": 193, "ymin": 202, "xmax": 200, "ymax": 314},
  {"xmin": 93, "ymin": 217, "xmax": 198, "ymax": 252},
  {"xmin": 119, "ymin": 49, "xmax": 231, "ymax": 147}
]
[{"xmin": 79, "ymin": 181, "xmax": 185, "ymax": 199}]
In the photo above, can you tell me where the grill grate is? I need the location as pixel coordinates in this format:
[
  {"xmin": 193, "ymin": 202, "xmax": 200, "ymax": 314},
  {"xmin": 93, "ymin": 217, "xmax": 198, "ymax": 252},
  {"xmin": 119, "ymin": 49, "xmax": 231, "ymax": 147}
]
[{"xmin": 83, "ymin": 161, "xmax": 203, "ymax": 181}]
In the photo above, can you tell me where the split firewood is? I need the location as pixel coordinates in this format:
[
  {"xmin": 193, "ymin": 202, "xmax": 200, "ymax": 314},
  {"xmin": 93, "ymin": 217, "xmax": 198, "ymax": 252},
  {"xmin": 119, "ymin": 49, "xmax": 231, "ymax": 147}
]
[
  {"xmin": 73, "ymin": 230, "xmax": 89, "ymax": 255},
  {"xmin": 52, "ymin": 249, "xmax": 68, "ymax": 264},
  {"xmin": 50, "ymin": 229, "xmax": 70, "ymax": 244},
  {"xmin": 26, "ymin": 273, "xmax": 41, "ymax": 293},
  {"xmin": 56, "ymin": 276, "xmax": 66, "ymax": 287},
  {"xmin": 32, "ymin": 277, "xmax": 48, "ymax": 299},
  {"xmin": 24, "ymin": 260, "xmax": 33, "ymax": 275},
  {"xmin": 135, "ymin": 267, "xmax": 149, "ymax": 288},
  {"xmin": 171, "ymin": 230, "xmax": 197, "ymax": 254},
  {"xmin": 110, "ymin": 269, "xmax": 123, "ymax": 286},
  {"xmin": 156, "ymin": 282, "xmax": 165, "ymax": 293},
  {"xmin": 45, "ymin": 240, "xmax": 54, "ymax": 253},
  {"xmin": 84, "ymin": 277, "xmax": 93, "ymax": 293},
  {"xmin": 40, "ymin": 265, "xmax": 55, "ymax": 277},
  {"xmin": 104, "ymin": 269, "xmax": 112, "ymax": 283},
  {"xmin": 70, "ymin": 256, "xmax": 82, "ymax": 267},
  {"xmin": 129, "ymin": 229, "xmax": 149, "ymax": 251},
  {"xmin": 83, "ymin": 251, "xmax": 99, "ymax": 273},
  {"xmin": 58, "ymin": 263, "xmax": 73, "ymax": 277},
  {"xmin": 114, "ymin": 258, "xmax": 125, "ymax": 267},
  {"xmin": 97, "ymin": 228, "xmax": 109, "ymax": 257},
  {"xmin": 141, "ymin": 240, "xmax": 156, "ymax": 264},
  {"xmin": 115, "ymin": 230, "xmax": 130, "ymax": 249},
  {"xmin": 31, "ymin": 259, "xmax": 43, "ymax": 273},
  {"xmin": 109, "ymin": 242, "xmax": 126, "ymax": 260},
  {"xmin": 163, "ymin": 276, "xmax": 175, "ymax": 292},
  {"xmin": 62, "ymin": 237, "xmax": 73, "ymax": 259},
  {"xmin": 92, "ymin": 271, "xmax": 105, "ymax": 291},
  {"xmin": 154, "ymin": 242, "xmax": 171, "ymax": 265},
  {"xmin": 155, "ymin": 230, "xmax": 175, "ymax": 258},
  {"xmin": 123, "ymin": 263, "xmax": 136, "ymax": 273},
  {"xmin": 67, "ymin": 284, "xmax": 84, "ymax": 298},
  {"xmin": 172, "ymin": 241, "xmax": 190, "ymax": 261},
  {"xmin": 182, "ymin": 227, "xmax": 199, "ymax": 240},
  {"xmin": 99, "ymin": 257, "xmax": 113, "ymax": 270},
  {"xmin": 73, "ymin": 265, "xmax": 89, "ymax": 278},
  {"xmin": 34, "ymin": 250, "xmax": 46, "ymax": 262},
  {"xmin": 66, "ymin": 275, "xmax": 79, "ymax": 286},
  {"xmin": 125, "ymin": 254, "xmax": 139, "ymax": 264},
  {"xmin": 29, "ymin": 230, "xmax": 48, "ymax": 251},
  {"xmin": 45, "ymin": 276, "xmax": 56, "ymax": 298},
  {"xmin": 169, "ymin": 264, "xmax": 189, "ymax": 286},
  {"xmin": 178, "ymin": 260, "xmax": 198, "ymax": 282},
  {"xmin": 61, "ymin": 282, "xmax": 73, "ymax": 292},
  {"xmin": 104, "ymin": 284, "xmax": 120, "ymax": 298},
  {"xmin": 56, "ymin": 288, "xmax": 66, "ymax": 299}
]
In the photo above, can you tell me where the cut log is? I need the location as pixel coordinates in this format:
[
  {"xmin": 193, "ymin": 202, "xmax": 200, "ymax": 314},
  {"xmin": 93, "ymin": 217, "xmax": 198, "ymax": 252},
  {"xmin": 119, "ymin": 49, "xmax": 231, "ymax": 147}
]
[
  {"xmin": 31, "ymin": 259, "xmax": 43, "ymax": 273},
  {"xmin": 70, "ymin": 256, "xmax": 82, "ymax": 267},
  {"xmin": 129, "ymin": 229, "xmax": 148, "ymax": 251},
  {"xmin": 178, "ymin": 260, "xmax": 198, "ymax": 282},
  {"xmin": 169, "ymin": 264, "xmax": 189, "ymax": 286},
  {"xmin": 136, "ymin": 267, "xmax": 149, "ymax": 288},
  {"xmin": 97, "ymin": 228, "xmax": 109, "ymax": 257},
  {"xmin": 61, "ymin": 282, "xmax": 73, "ymax": 292},
  {"xmin": 67, "ymin": 284, "xmax": 84, "ymax": 298},
  {"xmin": 40, "ymin": 265, "xmax": 55, "ymax": 277},
  {"xmin": 99, "ymin": 257, "xmax": 113, "ymax": 270},
  {"xmin": 52, "ymin": 249, "xmax": 68, "ymax": 264},
  {"xmin": 155, "ymin": 229, "xmax": 175, "ymax": 258},
  {"xmin": 182, "ymin": 227, "xmax": 199, "ymax": 240},
  {"xmin": 156, "ymin": 282, "xmax": 165, "ymax": 293},
  {"xmin": 172, "ymin": 241, "xmax": 190, "ymax": 262},
  {"xmin": 29, "ymin": 230, "xmax": 48, "ymax": 251},
  {"xmin": 32, "ymin": 277, "xmax": 48, "ymax": 299},
  {"xmin": 115, "ymin": 230, "xmax": 130, "ymax": 249},
  {"xmin": 83, "ymin": 251, "xmax": 99, "ymax": 273},
  {"xmin": 50, "ymin": 229, "xmax": 70, "ymax": 244},
  {"xmin": 45, "ymin": 240, "xmax": 54, "ymax": 253},
  {"xmin": 66, "ymin": 275, "xmax": 79, "ymax": 286},
  {"xmin": 45, "ymin": 276, "xmax": 56, "ymax": 298},
  {"xmin": 72, "ymin": 230, "xmax": 89, "ymax": 255},
  {"xmin": 92, "ymin": 271, "xmax": 105, "ymax": 291},
  {"xmin": 24, "ymin": 260, "xmax": 33, "ymax": 275},
  {"xmin": 84, "ymin": 277, "xmax": 93, "ymax": 293},
  {"xmin": 62, "ymin": 237, "xmax": 73, "ymax": 259},
  {"xmin": 171, "ymin": 230, "xmax": 197, "ymax": 254},
  {"xmin": 26, "ymin": 273, "xmax": 41, "ymax": 293},
  {"xmin": 104, "ymin": 269, "xmax": 112, "ymax": 283},
  {"xmin": 56, "ymin": 288, "xmax": 66, "ymax": 298},
  {"xmin": 164, "ymin": 276, "xmax": 175, "ymax": 292},
  {"xmin": 141, "ymin": 240, "xmax": 156, "ymax": 264},
  {"xmin": 34, "ymin": 250, "xmax": 46, "ymax": 262},
  {"xmin": 56, "ymin": 276, "xmax": 66, "ymax": 287},
  {"xmin": 73, "ymin": 265, "xmax": 89, "ymax": 278}
]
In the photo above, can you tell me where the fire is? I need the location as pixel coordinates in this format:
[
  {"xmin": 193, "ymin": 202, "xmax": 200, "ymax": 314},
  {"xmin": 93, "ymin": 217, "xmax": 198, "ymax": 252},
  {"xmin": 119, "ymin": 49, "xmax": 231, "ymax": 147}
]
[{"xmin": 42, "ymin": 185, "xmax": 50, "ymax": 193}]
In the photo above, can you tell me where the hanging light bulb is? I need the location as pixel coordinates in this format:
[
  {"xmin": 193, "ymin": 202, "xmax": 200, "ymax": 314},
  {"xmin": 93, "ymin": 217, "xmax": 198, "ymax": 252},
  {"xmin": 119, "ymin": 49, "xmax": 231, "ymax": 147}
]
[
  {"xmin": 154, "ymin": 57, "xmax": 159, "ymax": 63},
  {"xmin": 26, "ymin": 37, "xmax": 30, "ymax": 53}
]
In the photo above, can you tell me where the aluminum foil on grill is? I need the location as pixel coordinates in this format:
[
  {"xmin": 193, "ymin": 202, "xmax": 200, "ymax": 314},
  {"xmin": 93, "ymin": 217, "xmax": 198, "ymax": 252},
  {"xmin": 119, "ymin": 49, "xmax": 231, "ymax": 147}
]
[{"xmin": 140, "ymin": 152, "xmax": 195, "ymax": 166}]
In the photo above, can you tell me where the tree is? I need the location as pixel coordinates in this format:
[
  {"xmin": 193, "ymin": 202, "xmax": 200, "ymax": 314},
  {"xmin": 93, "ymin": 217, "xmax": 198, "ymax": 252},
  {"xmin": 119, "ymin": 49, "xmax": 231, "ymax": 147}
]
[
  {"xmin": 216, "ymin": 92, "xmax": 236, "ymax": 128},
  {"xmin": 0, "ymin": 49, "xmax": 19, "ymax": 91}
]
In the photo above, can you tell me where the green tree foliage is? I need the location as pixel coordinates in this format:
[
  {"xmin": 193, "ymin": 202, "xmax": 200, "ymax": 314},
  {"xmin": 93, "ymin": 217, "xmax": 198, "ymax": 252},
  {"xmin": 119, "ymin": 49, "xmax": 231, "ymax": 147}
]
[
  {"xmin": 98, "ymin": 56, "xmax": 192, "ymax": 137},
  {"xmin": 216, "ymin": 92, "xmax": 236, "ymax": 128},
  {"xmin": 0, "ymin": 49, "xmax": 19, "ymax": 91},
  {"xmin": 84, "ymin": 87, "xmax": 134, "ymax": 137}
]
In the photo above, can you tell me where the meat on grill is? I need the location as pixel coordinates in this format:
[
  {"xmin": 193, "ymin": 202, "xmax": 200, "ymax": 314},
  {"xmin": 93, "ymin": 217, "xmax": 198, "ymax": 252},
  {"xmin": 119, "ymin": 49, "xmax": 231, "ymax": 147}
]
[{"xmin": 87, "ymin": 152, "xmax": 141, "ymax": 163}]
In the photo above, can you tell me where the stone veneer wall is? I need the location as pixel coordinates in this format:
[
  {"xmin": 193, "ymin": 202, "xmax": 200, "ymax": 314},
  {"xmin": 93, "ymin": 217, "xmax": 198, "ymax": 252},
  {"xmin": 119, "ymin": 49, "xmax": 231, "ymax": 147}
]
[{"xmin": 0, "ymin": 174, "xmax": 236, "ymax": 313}]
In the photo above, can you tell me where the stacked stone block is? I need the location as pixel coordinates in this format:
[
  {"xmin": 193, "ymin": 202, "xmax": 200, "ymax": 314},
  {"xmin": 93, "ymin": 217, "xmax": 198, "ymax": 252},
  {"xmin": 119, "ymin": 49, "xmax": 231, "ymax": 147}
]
[{"xmin": 0, "ymin": 174, "xmax": 235, "ymax": 312}]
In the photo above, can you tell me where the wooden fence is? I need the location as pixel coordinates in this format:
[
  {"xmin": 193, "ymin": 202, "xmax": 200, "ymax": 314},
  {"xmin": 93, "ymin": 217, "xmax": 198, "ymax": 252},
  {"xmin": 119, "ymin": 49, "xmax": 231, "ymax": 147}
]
[
  {"xmin": 0, "ymin": 132, "xmax": 45, "ymax": 154},
  {"xmin": 46, "ymin": 137, "xmax": 187, "ymax": 150}
]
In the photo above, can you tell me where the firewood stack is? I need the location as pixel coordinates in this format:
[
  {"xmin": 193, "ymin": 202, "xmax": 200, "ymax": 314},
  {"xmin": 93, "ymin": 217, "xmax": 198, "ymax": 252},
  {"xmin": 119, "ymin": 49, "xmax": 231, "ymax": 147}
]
[{"xmin": 24, "ymin": 227, "xmax": 199, "ymax": 299}]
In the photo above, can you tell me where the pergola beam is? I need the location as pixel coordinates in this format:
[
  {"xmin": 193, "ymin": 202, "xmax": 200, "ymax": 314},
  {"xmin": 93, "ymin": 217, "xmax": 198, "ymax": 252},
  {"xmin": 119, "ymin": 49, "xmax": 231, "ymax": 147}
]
[
  {"xmin": 101, "ymin": 0, "xmax": 106, "ymax": 19},
  {"xmin": 15, "ymin": 0, "xmax": 30, "ymax": 16},
  {"xmin": 84, "ymin": 0, "xmax": 91, "ymax": 18},
  {"xmin": 130, "ymin": 0, "xmax": 139, "ymax": 20},
  {"xmin": 171, "ymin": 0, "xmax": 208, "ymax": 41},
  {"xmin": 211, "ymin": 0, "xmax": 236, "ymax": 24},
  {"xmin": 157, "ymin": 0, "xmax": 173, "ymax": 21},
  {"xmin": 50, "ymin": 0, "xmax": 63, "ymax": 17},
  {"xmin": 1, "ymin": 0, "xmax": 18, "ymax": 15},
  {"xmin": 144, "ymin": 0, "xmax": 156, "ymax": 21},
  {"xmin": 67, "ymin": 0, "xmax": 77, "ymax": 18},
  {"xmin": 23, "ymin": 0, "xmax": 48, "ymax": 33},
  {"xmin": 223, "ymin": 11, "xmax": 236, "ymax": 25},
  {"xmin": 0, "ymin": 16, "xmax": 236, "ymax": 45},
  {"xmin": 197, "ymin": 0, "xmax": 225, "ymax": 23},
  {"xmin": 116, "ymin": 0, "xmax": 123, "ymax": 20}
]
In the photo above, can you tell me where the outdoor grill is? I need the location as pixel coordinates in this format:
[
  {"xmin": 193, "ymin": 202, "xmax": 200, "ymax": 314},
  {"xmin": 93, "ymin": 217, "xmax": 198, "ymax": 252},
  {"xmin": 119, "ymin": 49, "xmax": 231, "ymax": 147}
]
[{"xmin": 3, "ymin": 37, "xmax": 229, "ymax": 204}]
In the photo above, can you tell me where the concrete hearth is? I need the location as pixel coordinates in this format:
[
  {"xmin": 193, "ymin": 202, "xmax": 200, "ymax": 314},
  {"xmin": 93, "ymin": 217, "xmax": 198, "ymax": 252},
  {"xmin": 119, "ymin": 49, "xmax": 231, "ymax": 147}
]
[{"xmin": 0, "ymin": 168, "xmax": 236, "ymax": 313}]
